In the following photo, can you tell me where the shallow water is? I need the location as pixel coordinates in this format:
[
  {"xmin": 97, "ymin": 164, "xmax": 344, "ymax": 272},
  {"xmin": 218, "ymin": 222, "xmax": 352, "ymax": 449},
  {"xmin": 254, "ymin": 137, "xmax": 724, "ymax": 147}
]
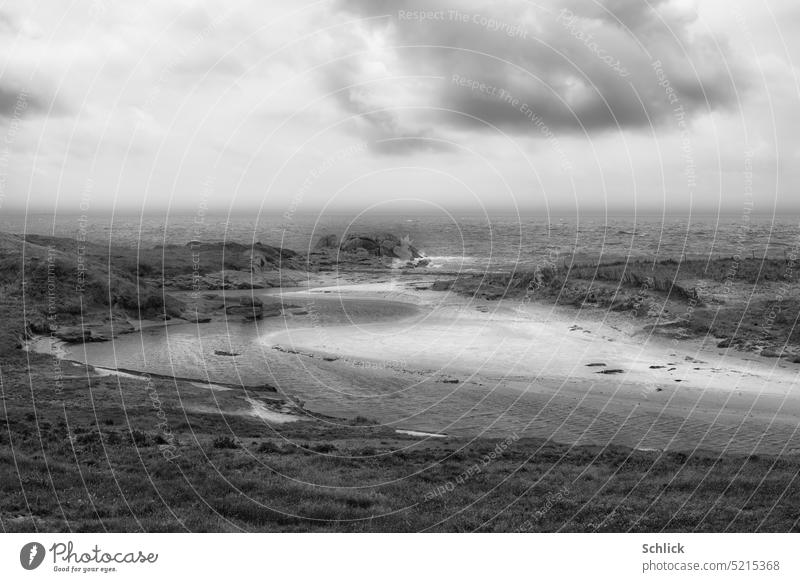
[{"xmin": 59, "ymin": 295, "xmax": 420, "ymax": 387}]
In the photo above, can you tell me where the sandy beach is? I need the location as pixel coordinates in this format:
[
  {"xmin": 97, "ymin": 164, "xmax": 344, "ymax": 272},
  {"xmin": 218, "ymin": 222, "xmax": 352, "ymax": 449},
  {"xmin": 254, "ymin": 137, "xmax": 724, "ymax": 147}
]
[{"xmin": 256, "ymin": 278, "xmax": 800, "ymax": 455}]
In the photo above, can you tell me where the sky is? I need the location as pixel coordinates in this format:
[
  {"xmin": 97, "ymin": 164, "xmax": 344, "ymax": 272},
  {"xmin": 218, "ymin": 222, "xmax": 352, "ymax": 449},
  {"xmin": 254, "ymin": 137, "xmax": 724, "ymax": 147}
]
[{"xmin": 0, "ymin": 0, "xmax": 798, "ymax": 217}]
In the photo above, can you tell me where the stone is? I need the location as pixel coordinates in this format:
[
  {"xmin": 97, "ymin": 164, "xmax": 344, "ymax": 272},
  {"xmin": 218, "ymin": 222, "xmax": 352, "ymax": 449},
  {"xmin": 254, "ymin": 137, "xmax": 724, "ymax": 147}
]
[
  {"xmin": 239, "ymin": 295, "xmax": 263, "ymax": 308},
  {"xmin": 54, "ymin": 327, "xmax": 90, "ymax": 343},
  {"xmin": 314, "ymin": 234, "xmax": 339, "ymax": 250}
]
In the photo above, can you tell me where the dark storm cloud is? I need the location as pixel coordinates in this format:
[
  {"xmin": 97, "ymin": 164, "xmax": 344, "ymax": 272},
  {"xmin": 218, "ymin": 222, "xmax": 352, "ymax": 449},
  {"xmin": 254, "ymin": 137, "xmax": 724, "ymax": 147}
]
[
  {"xmin": 0, "ymin": 82, "xmax": 69, "ymax": 119},
  {"xmin": 329, "ymin": 0, "xmax": 750, "ymax": 141},
  {"xmin": 0, "ymin": 85, "xmax": 37, "ymax": 119}
]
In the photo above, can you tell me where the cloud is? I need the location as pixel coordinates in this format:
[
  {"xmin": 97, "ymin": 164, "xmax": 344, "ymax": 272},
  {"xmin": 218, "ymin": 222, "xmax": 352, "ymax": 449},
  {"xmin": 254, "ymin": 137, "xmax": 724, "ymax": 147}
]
[
  {"xmin": 325, "ymin": 0, "xmax": 752, "ymax": 142},
  {"xmin": 0, "ymin": 10, "xmax": 17, "ymax": 32},
  {"xmin": 0, "ymin": 83, "xmax": 52, "ymax": 118}
]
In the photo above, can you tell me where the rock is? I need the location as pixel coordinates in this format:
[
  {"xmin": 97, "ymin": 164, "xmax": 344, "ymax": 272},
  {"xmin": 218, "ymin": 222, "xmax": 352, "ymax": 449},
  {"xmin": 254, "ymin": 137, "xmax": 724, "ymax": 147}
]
[
  {"xmin": 214, "ymin": 350, "xmax": 240, "ymax": 357},
  {"xmin": 337, "ymin": 233, "xmax": 422, "ymax": 260},
  {"xmin": 314, "ymin": 234, "xmax": 339, "ymax": 250},
  {"xmin": 761, "ymin": 348, "xmax": 783, "ymax": 358},
  {"xmin": 263, "ymin": 305, "xmax": 282, "ymax": 317},
  {"xmin": 239, "ymin": 295, "xmax": 263, "ymax": 308},
  {"xmin": 234, "ymin": 281, "xmax": 265, "ymax": 290},
  {"xmin": 432, "ymin": 280, "xmax": 454, "ymax": 291},
  {"xmin": 717, "ymin": 338, "xmax": 732, "ymax": 348},
  {"xmin": 55, "ymin": 327, "xmax": 90, "ymax": 343},
  {"xmin": 183, "ymin": 312, "xmax": 212, "ymax": 323},
  {"xmin": 225, "ymin": 305, "xmax": 263, "ymax": 320},
  {"xmin": 341, "ymin": 236, "xmax": 381, "ymax": 255},
  {"xmin": 87, "ymin": 330, "xmax": 109, "ymax": 342},
  {"xmin": 110, "ymin": 319, "xmax": 136, "ymax": 335}
]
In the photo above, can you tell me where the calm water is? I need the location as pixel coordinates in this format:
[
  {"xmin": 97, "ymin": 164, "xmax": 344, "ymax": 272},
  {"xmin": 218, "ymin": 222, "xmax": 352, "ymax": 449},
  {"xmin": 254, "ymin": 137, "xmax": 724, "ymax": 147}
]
[
  {"xmin": 3, "ymin": 211, "xmax": 798, "ymax": 271},
  {"xmin": 58, "ymin": 294, "xmax": 421, "ymax": 387}
]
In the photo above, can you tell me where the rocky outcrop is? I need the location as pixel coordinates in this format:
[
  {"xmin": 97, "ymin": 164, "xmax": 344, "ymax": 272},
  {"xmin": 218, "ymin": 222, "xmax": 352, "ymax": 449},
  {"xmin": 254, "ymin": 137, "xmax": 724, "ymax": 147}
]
[
  {"xmin": 179, "ymin": 240, "xmax": 303, "ymax": 274},
  {"xmin": 312, "ymin": 232, "xmax": 424, "ymax": 266},
  {"xmin": 314, "ymin": 234, "xmax": 339, "ymax": 251},
  {"xmin": 239, "ymin": 295, "xmax": 263, "ymax": 308},
  {"xmin": 53, "ymin": 326, "xmax": 92, "ymax": 343},
  {"xmin": 225, "ymin": 295, "xmax": 282, "ymax": 321},
  {"xmin": 339, "ymin": 233, "xmax": 422, "ymax": 260}
]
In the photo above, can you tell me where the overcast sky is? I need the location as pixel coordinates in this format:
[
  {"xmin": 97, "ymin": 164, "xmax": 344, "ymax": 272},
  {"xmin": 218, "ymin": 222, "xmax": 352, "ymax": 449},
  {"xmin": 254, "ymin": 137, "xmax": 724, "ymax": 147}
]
[{"xmin": 0, "ymin": 0, "xmax": 798, "ymax": 216}]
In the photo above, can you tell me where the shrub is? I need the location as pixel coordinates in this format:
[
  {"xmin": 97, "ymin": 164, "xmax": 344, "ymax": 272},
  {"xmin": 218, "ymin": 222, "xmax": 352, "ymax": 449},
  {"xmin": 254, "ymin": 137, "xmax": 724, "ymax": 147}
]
[
  {"xmin": 212, "ymin": 435, "xmax": 238, "ymax": 449},
  {"xmin": 256, "ymin": 441, "xmax": 283, "ymax": 454},
  {"xmin": 130, "ymin": 429, "xmax": 150, "ymax": 446}
]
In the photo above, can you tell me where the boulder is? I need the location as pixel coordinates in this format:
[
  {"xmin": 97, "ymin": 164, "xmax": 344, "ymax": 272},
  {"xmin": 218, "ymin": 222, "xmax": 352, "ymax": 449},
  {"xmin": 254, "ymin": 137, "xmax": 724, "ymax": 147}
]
[
  {"xmin": 314, "ymin": 234, "xmax": 339, "ymax": 250},
  {"xmin": 225, "ymin": 299, "xmax": 283, "ymax": 321},
  {"xmin": 226, "ymin": 305, "xmax": 263, "ymax": 320},
  {"xmin": 183, "ymin": 312, "xmax": 212, "ymax": 323},
  {"xmin": 87, "ymin": 330, "xmax": 109, "ymax": 342},
  {"xmin": 239, "ymin": 295, "xmax": 264, "ymax": 308},
  {"xmin": 263, "ymin": 304, "xmax": 283, "ymax": 317},
  {"xmin": 341, "ymin": 236, "xmax": 381, "ymax": 255},
  {"xmin": 336, "ymin": 233, "xmax": 422, "ymax": 260},
  {"xmin": 54, "ymin": 326, "xmax": 91, "ymax": 343}
]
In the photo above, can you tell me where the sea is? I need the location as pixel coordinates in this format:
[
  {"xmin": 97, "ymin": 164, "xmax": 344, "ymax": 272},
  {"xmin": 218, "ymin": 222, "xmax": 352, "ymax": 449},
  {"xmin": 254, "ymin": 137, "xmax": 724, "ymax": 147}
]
[{"xmin": 2, "ymin": 211, "xmax": 799, "ymax": 272}]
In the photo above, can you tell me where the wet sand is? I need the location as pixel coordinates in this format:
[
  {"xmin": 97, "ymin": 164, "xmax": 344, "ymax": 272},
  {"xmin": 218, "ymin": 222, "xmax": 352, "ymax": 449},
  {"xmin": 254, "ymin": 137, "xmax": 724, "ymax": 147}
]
[{"xmin": 261, "ymin": 281, "xmax": 800, "ymax": 455}]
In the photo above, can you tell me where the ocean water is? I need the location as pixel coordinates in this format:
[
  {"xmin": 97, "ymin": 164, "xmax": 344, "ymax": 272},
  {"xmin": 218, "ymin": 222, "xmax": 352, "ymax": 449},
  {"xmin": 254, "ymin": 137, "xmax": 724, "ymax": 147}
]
[{"xmin": 2, "ymin": 211, "xmax": 798, "ymax": 272}]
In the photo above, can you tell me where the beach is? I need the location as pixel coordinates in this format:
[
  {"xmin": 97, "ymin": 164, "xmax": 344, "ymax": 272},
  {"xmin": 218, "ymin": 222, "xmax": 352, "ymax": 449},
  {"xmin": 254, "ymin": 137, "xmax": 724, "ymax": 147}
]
[
  {"xmin": 33, "ymin": 271, "xmax": 800, "ymax": 456},
  {"xmin": 261, "ymin": 279, "xmax": 800, "ymax": 454}
]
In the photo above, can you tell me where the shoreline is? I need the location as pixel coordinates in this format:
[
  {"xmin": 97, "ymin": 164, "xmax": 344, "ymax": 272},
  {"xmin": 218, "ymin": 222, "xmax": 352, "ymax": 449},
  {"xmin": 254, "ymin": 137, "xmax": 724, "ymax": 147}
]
[{"xmin": 26, "ymin": 274, "xmax": 800, "ymax": 454}]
